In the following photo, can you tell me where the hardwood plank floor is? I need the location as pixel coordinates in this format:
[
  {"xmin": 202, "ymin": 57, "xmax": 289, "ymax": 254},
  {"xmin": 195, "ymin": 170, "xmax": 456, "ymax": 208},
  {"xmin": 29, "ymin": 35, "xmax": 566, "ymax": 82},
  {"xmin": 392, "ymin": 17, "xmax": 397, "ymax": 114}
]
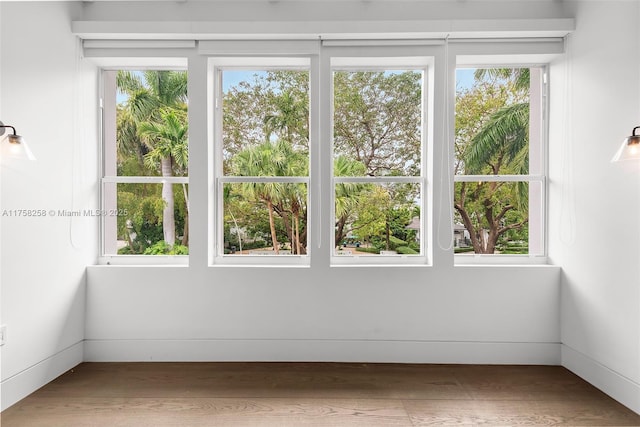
[{"xmin": 2, "ymin": 363, "xmax": 639, "ymax": 426}]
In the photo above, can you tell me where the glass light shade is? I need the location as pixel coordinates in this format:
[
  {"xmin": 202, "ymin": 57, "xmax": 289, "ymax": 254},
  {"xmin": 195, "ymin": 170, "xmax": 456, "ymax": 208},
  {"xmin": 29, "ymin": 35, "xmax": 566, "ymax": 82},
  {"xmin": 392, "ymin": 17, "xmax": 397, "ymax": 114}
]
[
  {"xmin": 0, "ymin": 121, "xmax": 35, "ymax": 161},
  {"xmin": 612, "ymin": 127, "xmax": 640, "ymax": 162},
  {"xmin": 1, "ymin": 134, "xmax": 36, "ymax": 161}
]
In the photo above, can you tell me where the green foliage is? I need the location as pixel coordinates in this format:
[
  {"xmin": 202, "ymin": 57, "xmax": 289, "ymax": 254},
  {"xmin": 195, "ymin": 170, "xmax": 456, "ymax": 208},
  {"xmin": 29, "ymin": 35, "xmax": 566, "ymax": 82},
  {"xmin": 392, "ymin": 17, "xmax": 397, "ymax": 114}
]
[
  {"xmin": 116, "ymin": 183, "xmax": 188, "ymax": 254},
  {"xmin": 228, "ymin": 139, "xmax": 308, "ymax": 254},
  {"xmin": 222, "ymin": 70, "xmax": 309, "ymax": 173},
  {"xmin": 117, "ymin": 188, "xmax": 164, "ymax": 252},
  {"xmin": 354, "ymin": 247, "xmax": 380, "ymax": 254},
  {"xmin": 396, "ymin": 246, "xmax": 418, "ymax": 255},
  {"xmin": 372, "ymin": 235, "xmax": 408, "ymax": 252},
  {"xmin": 333, "ymin": 71, "xmax": 422, "ymax": 176},
  {"xmin": 143, "ymin": 241, "xmax": 189, "ymax": 255},
  {"xmin": 454, "ymin": 68, "xmax": 531, "ymax": 254},
  {"xmin": 138, "ymin": 108, "xmax": 189, "ymax": 175},
  {"xmin": 116, "ymin": 70, "xmax": 190, "ymax": 253},
  {"xmin": 454, "ymin": 247, "xmax": 475, "ymax": 254},
  {"xmin": 222, "ymin": 70, "xmax": 422, "ymax": 256}
]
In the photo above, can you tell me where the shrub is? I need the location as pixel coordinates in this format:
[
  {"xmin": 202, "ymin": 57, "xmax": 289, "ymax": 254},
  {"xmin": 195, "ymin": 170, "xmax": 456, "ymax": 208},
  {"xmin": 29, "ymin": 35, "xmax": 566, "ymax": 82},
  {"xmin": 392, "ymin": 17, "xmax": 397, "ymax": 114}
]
[
  {"xmin": 355, "ymin": 247, "xmax": 380, "ymax": 254},
  {"xmin": 143, "ymin": 241, "xmax": 189, "ymax": 255},
  {"xmin": 396, "ymin": 246, "xmax": 418, "ymax": 255},
  {"xmin": 454, "ymin": 247, "xmax": 475, "ymax": 253}
]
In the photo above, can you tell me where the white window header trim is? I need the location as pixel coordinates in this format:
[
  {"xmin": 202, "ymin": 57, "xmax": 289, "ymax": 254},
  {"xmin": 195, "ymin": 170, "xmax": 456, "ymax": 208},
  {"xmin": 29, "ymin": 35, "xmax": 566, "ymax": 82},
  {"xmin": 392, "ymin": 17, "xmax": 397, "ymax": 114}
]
[{"xmin": 72, "ymin": 18, "xmax": 574, "ymax": 41}]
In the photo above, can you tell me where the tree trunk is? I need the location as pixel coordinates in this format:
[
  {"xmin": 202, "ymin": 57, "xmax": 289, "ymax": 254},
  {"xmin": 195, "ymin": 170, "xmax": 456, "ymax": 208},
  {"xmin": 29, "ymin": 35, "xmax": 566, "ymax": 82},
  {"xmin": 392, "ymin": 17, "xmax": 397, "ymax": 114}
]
[
  {"xmin": 455, "ymin": 204, "xmax": 484, "ymax": 254},
  {"xmin": 267, "ymin": 200, "xmax": 279, "ymax": 254},
  {"xmin": 181, "ymin": 214, "xmax": 189, "ymax": 247},
  {"xmin": 385, "ymin": 217, "xmax": 391, "ymax": 250},
  {"xmin": 275, "ymin": 206, "xmax": 293, "ymax": 253},
  {"xmin": 161, "ymin": 156, "xmax": 175, "ymax": 248},
  {"xmin": 335, "ymin": 214, "xmax": 348, "ymax": 246},
  {"xmin": 294, "ymin": 213, "xmax": 301, "ymax": 255}
]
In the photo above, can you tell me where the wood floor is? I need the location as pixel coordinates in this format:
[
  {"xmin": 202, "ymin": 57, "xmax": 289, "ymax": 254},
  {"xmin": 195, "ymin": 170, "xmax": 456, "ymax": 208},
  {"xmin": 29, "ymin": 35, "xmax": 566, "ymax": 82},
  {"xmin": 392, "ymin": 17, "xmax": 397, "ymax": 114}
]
[{"xmin": 2, "ymin": 363, "xmax": 640, "ymax": 426}]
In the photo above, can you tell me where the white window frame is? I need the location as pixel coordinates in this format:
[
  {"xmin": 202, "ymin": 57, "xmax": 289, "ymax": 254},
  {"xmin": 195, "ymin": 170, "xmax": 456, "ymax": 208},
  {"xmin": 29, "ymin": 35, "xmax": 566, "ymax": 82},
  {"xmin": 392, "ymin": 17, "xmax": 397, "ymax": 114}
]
[
  {"xmin": 88, "ymin": 38, "xmax": 560, "ymax": 267},
  {"xmin": 451, "ymin": 42, "xmax": 555, "ymax": 265},
  {"xmin": 98, "ymin": 62, "xmax": 190, "ymax": 265},
  {"xmin": 209, "ymin": 56, "xmax": 315, "ymax": 266},
  {"xmin": 326, "ymin": 51, "xmax": 434, "ymax": 266}
]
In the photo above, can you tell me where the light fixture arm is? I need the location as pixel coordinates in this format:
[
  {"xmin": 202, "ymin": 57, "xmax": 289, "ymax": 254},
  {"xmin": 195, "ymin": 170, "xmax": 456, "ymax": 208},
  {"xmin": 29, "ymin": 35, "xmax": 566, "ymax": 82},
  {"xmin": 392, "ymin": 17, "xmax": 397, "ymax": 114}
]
[
  {"xmin": 0, "ymin": 120, "xmax": 34, "ymax": 161},
  {"xmin": 0, "ymin": 124, "xmax": 18, "ymax": 138}
]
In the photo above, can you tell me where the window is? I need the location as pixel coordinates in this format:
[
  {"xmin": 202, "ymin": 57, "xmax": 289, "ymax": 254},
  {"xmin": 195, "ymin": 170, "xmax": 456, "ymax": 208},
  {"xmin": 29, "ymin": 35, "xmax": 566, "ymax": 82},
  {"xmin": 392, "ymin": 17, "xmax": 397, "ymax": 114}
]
[
  {"xmin": 101, "ymin": 69, "xmax": 189, "ymax": 261},
  {"xmin": 210, "ymin": 52, "xmax": 431, "ymax": 266},
  {"xmin": 95, "ymin": 39, "xmax": 556, "ymax": 266},
  {"xmin": 330, "ymin": 57, "xmax": 428, "ymax": 264},
  {"xmin": 212, "ymin": 58, "xmax": 311, "ymax": 264},
  {"xmin": 454, "ymin": 66, "xmax": 546, "ymax": 261}
]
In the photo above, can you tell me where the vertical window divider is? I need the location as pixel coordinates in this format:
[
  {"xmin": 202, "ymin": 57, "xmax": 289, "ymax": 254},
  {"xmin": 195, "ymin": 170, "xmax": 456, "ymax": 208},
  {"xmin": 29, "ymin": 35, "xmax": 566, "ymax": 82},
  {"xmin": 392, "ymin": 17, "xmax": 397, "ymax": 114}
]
[{"xmin": 314, "ymin": 49, "xmax": 332, "ymax": 269}]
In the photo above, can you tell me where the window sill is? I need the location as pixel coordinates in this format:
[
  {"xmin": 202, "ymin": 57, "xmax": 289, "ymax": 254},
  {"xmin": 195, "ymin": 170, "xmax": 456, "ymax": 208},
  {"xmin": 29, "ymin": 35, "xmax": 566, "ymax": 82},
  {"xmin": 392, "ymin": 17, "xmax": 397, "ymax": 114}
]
[
  {"xmin": 454, "ymin": 254, "xmax": 549, "ymax": 266},
  {"xmin": 98, "ymin": 256, "xmax": 189, "ymax": 266}
]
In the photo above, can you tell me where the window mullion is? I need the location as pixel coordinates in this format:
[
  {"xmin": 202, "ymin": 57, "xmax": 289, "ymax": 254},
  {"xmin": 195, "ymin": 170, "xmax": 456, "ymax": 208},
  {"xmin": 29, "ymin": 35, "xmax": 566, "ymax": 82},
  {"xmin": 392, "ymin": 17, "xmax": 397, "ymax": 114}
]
[
  {"xmin": 102, "ymin": 176, "xmax": 189, "ymax": 184},
  {"xmin": 313, "ymin": 50, "xmax": 331, "ymax": 268},
  {"xmin": 453, "ymin": 175, "xmax": 544, "ymax": 183}
]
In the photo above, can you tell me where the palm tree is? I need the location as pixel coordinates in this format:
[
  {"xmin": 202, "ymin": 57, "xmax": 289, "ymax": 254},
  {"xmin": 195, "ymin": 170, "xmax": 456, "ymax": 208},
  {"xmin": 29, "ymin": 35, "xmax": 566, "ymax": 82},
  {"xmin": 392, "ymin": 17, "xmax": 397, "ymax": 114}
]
[
  {"xmin": 264, "ymin": 89, "xmax": 309, "ymax": 150},
  {"xmin": 334, "ymin": 156, "xmax": 367, "ymax": 245},
  {"xmin": 232, "ymin": 140, "xmax": 288, "ymax": 254},
  {"xmin": 117, "ymin": 70, "xmax": 188, "ymax": 249},
  {"xmin": 138, "ymin": 108, "xmax": 188, "ymax": 248},
  {"xmin": 117, "ymin": 70, "xmax": 188, "ymax": 120}
]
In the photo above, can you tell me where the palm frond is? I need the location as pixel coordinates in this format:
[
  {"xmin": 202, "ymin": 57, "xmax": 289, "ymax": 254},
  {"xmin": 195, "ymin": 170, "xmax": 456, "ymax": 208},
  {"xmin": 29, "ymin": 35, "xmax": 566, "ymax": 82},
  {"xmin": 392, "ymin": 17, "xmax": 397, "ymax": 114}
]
[
  {"xmin": 474, "ymin": 68, "xmax": 530, "ymax": 91},
  {"xmin": 127, "ymin": 90, "xmax": 161, "ymax": 122},
  {"xmin": 465, "ymin": 102, "xmax": 529, "ymax": 174},
  {"xmin": 116, "ymin": 71, "xmax": 144, "ymax": 94}
]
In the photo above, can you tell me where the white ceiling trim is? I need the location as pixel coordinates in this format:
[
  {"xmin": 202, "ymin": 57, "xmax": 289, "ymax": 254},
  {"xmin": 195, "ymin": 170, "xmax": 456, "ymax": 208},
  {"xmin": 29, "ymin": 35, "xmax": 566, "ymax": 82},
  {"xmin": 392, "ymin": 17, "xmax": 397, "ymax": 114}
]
[{"xmin": 72, "ymin": 18, "xmax": 575, "ymax": 40}]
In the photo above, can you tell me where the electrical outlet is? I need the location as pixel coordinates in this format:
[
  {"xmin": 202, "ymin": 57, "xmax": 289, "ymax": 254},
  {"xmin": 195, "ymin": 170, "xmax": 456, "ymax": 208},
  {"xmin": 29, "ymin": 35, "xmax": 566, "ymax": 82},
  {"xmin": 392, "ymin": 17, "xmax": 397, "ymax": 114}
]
[{"xmin": 0, "ymin": 325, "xmax": 6, "ymax": 346}]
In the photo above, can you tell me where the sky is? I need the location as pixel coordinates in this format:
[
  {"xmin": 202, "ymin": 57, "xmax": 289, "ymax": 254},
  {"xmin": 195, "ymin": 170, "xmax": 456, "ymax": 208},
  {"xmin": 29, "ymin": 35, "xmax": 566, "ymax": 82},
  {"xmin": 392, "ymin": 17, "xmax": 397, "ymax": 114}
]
[{"xmin": 456, "ymin": 68, "xmax": 476, "ymax": 91}]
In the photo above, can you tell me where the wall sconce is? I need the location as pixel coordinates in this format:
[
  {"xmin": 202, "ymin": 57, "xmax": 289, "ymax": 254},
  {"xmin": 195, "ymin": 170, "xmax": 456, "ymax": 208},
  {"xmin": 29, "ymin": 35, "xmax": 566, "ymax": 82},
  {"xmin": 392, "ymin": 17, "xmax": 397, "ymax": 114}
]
[
  {"xmin": 0, "ymin": 121, "xmax": 35, "ymax": 161},
  {"xmin": 612, "ymin": 126, "xmax": 640, "ymax": 162}
]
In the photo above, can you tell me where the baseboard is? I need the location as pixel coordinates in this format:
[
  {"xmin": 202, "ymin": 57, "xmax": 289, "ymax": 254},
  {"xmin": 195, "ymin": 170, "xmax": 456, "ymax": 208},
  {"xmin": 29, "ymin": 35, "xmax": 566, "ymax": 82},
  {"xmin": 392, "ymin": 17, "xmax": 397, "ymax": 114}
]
[
  {"xmin": 84, "ymin": 339, "xmax": 561, "ymax": 365},
  {"xmin": 562, "ymin": 344, "xmax": 640, "ymax": 415},
  {"xmin": 1, "ymin": 341, "xmax": 84, "ymax": 411}
]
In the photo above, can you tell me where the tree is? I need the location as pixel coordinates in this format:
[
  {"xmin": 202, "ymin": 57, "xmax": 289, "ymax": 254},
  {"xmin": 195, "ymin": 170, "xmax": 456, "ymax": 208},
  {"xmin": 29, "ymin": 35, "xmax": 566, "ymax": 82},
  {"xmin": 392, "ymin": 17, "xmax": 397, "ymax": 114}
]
[
  {"xmin": 223, "ymin": 71, "xmax": 309, "ymax": 173},
  {"xmin": 231, "ymin": 139, "xmax": 308, "ymax": 254},
  {"xmin": 222, "ymin": 70, "xmax": 422, "ymax": 255},
  {"xmin": 138, "ymin": 108, "xmax": 189, "ymax": 247},
  {"xmin": 333, "ymin": 71, "xmax": 422, "ymax": 176},
  {"xmin": 334, "ymin": 156, "xmax": 367, "ymax": 245},
  {"xmin": 264, "ymin": 89, "xmax": 309, "ymax": 149},
  {"xmin": 116, "ymin": 70, "xmax": 188, "ymax": 249},
  {"xmin": 454, "ymin": 68, "xmax": 530, "ymax": 254}
]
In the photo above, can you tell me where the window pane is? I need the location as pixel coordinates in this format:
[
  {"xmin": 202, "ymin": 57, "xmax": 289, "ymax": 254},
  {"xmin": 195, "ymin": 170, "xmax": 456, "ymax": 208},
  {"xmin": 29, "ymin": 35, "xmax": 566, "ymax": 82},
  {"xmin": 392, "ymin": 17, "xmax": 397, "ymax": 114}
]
[
  {"xmin": 455, "ymin": 68, "xmax": 530, "ymax": 176},
  {"xmin": 222, "ymin": 183, "xmax": 308, "ymax": 256},
  {"xmin": 222, "ymin": 70, "xmax": 309, "ymax": 177},
  {"xmin": 454, "ymin": 181, "xmax": 531, "ymax": 255},
  {"xmin": 335, "ymin": 182, "xmax": 421, "ymax": 256},
  {"xmin": 114, "ymin": 70, "xmax": 189, "ymax": 177},
  {"xmin": 333, "ymin": 70, "xmax": 423, "ymax": 177},
  {"xmin": 103, "ymin": 183, "xmax": 189, "ymax": 255}
]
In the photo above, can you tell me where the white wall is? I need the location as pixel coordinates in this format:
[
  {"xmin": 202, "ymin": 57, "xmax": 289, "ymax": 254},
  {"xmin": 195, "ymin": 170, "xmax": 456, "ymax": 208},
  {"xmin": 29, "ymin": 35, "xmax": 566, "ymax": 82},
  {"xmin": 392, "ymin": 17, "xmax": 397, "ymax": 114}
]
[
  {"xmin": 85, "ymin": 265, "xmax": 561, "ymax": 363},
  {"xmin": 548, "ymin": 1, "xmax": 640, "ymax": 415},
  {"xmin": 0, "ymin": 1, "xmax": 99, "ymax": 411}
]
